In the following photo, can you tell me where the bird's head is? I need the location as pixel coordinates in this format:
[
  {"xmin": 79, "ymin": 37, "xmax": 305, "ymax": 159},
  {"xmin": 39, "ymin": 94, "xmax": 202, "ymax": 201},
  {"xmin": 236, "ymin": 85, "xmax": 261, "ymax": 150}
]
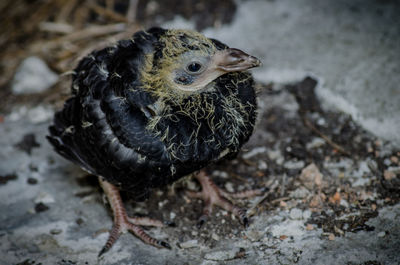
[{"xmin": 140, "ymin": 29, "xmax": 261, "ymax": 102}]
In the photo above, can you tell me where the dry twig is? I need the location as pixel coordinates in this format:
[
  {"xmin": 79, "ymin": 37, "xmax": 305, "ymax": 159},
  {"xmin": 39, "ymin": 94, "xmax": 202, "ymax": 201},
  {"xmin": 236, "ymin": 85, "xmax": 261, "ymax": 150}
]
[
  {"xmin": 88, "ymin": 2, "xmax": 130, "ymax": 23},
  {"xmin": 302, "ymin": 116, "xmax": 350, "ymax": 155}
]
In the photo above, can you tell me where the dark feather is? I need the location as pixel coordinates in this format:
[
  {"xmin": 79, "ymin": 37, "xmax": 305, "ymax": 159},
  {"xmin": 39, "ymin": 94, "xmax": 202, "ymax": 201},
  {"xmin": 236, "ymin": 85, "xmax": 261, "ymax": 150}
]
[{"xmin": 48, "ymin": 28, "xmax": 257, "ymax": 200}]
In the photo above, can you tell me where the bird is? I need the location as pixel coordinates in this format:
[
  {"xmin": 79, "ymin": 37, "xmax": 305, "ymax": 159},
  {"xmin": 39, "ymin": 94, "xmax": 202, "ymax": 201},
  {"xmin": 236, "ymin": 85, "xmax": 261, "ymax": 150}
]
[{"xmin": 47, "ymin": 27, "xmax": 261, "ymax": 256}]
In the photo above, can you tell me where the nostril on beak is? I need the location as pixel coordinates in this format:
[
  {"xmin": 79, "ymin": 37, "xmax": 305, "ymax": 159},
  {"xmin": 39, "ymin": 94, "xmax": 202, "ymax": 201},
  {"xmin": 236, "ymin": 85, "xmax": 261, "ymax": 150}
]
[
  {"xmin": 216, "ymin": 48, "xmax": 261, "ymax": 71},
  {"xmin": 229, "ymin": 48, "xmax": 242, "ymax": 57}
]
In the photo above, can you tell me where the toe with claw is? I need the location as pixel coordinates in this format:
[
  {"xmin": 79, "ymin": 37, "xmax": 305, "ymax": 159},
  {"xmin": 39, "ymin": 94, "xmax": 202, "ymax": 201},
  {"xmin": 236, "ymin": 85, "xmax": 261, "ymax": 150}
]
[
  {"xmin": 186, "ymin": 170, "xmax": 264, "ymax": 228},
  {"xmin": 98, "ymin": 178, "xmax": 171, "ymax": 256}
]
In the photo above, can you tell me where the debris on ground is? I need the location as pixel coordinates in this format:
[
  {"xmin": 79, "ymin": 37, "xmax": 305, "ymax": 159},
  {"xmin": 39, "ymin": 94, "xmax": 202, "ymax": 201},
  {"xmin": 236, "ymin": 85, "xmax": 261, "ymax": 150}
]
[{"xmin": 0, "ymin": 1, "xmax": 399, "ymax": 265}]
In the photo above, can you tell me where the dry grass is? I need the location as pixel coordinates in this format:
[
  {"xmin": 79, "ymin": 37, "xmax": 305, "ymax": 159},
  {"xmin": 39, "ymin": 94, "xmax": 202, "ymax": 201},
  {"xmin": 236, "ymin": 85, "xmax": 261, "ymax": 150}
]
[{"xmin": 0, "ymin": 0, "xmax": 142, "ymax": 110}]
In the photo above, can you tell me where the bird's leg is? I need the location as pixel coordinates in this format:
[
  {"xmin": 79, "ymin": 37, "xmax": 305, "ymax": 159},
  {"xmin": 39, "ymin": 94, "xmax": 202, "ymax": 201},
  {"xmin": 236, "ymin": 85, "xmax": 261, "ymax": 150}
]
[
  {"xmin": 98, "ymin": 178, "xmax": 171, "ymax": 256},
  {"xmin": 186, "ymin": 170, "xmax": 264, "ymax": 228}
]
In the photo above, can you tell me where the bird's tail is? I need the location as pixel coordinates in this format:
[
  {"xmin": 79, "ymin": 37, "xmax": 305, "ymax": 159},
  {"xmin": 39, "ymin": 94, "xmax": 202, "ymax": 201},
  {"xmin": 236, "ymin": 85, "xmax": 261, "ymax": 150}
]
[{"xmin": 47, "ymin": 97, "xmax": 95, "ymax": 174}]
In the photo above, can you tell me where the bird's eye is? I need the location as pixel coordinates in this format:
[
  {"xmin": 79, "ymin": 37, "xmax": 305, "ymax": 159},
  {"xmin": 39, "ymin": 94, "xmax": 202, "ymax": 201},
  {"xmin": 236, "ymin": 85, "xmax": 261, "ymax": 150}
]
[{"xmin": 186, "ymin": 62, "xmax": 203, "ymax": 73}]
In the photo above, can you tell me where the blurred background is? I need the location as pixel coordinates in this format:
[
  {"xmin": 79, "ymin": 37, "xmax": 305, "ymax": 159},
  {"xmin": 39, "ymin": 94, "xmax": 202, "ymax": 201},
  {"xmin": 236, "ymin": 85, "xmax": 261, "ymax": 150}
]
[
  {"xmin": 0, "ymin": 0, "xmax": 237, "ymax": 111},
  {"xmin": 1, "ymin": 0, "xmax": 399, "ymax": 146}
]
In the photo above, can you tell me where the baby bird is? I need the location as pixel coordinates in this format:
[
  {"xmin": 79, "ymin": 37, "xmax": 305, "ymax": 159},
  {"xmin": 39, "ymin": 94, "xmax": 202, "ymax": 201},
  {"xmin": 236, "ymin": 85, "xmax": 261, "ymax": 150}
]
[{"xmin": 48, "ymin": 27, "xmax": 261, "ymax": 255}]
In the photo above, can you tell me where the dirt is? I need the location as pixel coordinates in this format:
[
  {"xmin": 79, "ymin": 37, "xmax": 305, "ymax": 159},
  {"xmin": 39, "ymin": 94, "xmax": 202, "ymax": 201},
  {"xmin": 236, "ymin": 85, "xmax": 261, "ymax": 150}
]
[
  {"xmin": 85, "ymin": 76, "xmax": 399, "ymax": 249},
  {"xmin": 1, "ymin": 75, "xmax": 399, "ymax": 265},
  {"xmin": 14, "ymin": 133, "xmax": 41, "ymax": 155},
  {"xmin": 1, "ymin": 1, "xmax": 400, "ymax": 264}
]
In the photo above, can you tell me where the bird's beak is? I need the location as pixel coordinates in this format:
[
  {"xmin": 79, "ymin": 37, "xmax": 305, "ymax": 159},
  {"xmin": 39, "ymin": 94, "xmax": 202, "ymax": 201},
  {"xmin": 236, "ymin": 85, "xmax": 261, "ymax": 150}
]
[{"xmin": 214, "ymin": 48, "xmax": 261, "ymax": 72}]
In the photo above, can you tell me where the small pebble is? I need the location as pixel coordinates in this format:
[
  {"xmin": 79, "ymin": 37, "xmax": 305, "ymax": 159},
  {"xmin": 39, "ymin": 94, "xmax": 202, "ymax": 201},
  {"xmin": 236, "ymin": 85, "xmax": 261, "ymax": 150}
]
[
  {"xmin": 340, "ymin": 199, "xmax": 349, "ymax": 208},
  {"xmin": 279, "ymin": 235, "xmax": 288, "ymax": 240},
  {"xmin": 377, "ymin": 231, "xmax": 386, "ymax": 238},
  {"xmin": 186, "ymin": 179, "xmax": 198, "ymax": 191},
  {"xmin": 257, "ymin": 160, "xmax": 268, "ymax": 170},
  {"xmin": 289, "ymin": 208, "xmax": 303, "ymax": 220},
  {"xmin": 306, "ymin": 224, "xmax": 314, "ymax": 231},
  {"xmin": 383, "ymin": 158, "xmax": 392, "ymax": 166},
  {"xmin": 27, "ymin": 177, "xmax": 38, "ymax": 185},
  {"xmin": 242, "ymin": 147, "xmax": 267, "ymax": 159},
  {"xmin": 267, "ymin": 149, "xmax": 282, "ymax": 161},
  {"xmin": 158, "ymin": 199, "xmax": 168, "ymax": 208},
  {"xmin": 387, "ymin": 166, "xmax": 400, "ymax": 174},
  {"xmin": 316, "ymin": 117, "xmax": 326, "ymax": 126},
  {"xmin": 328, "ymin": 233, "xmax": 335, "ymax": 241},
  {"xmin": 50, "ymin": 229, "xmax": 62, "ymax": 235},
  {"xmin": 247, "ymin": 230, "xmax": 263, "ymax": 241},
  {"xmin": 170, "ymin": 211, "xmax": 176, "ymax": 220},
  {"xmin": 204, "ymin": 248, "xmax": 238, "ymax": 261},
  {"xmin": 219, "ymin": 171, "xmax": 229, "ymax": 179},
  {"xmin": 12, "ymin": 56, "xmax": 58, "ymax": 94},
  {"xmin": 306, "ymin": 137, "xmax": 325, "ymax": 149},
  {"xmin": 283, "ymin": 160, "xmax": 305, "ymax": 169},
  {"xmin": 299, "ymin": 163, "xmax": 323, "ymax": 189},
  {"xmin": 290, "ymin": 187, "xmax": 310, "ymax": 199},
  {"xmin": 211, "ymin": 233, "xmax": 220, "ymax": 241},
  {"xmin": 34, "ymin": 191, "xmax": 55, "ymax": 204},
  {"xmin": 302, "ymin": 210, "xmax": 311, "ymax": 220},
  {"xmin": 224, "ymin": 182, "xmax": 235, "ymax": 193},
  {"xmin": 179, "ymin": 239, "xmax": 198, "ymax": 249},
  {"xmin": 383, "ymin": 170, "xmax": 395, "ymax": 181},
  {"xmin": 35, "ymin": 202, "xmax": 49, "ymax": 212}
]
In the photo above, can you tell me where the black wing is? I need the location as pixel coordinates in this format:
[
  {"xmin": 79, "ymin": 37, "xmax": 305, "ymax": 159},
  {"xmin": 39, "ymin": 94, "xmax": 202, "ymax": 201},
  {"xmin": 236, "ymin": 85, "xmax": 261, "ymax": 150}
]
[{"xmin": 48, "ymin": 29, "xmax": 172, "ymax": 198}]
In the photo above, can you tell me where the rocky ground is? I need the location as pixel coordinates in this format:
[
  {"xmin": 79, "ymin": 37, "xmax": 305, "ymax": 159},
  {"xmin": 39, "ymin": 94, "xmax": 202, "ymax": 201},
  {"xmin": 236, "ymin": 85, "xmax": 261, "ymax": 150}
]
[{"xmin": 1, "ymin": 0, "xmax": 399, "ymax": 265}]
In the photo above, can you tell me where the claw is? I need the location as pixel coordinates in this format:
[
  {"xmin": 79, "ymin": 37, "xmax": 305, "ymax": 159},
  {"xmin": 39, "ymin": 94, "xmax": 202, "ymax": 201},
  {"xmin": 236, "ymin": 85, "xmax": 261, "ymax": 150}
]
[
  {"xmin": 197, "ymin": 215, "xmax": 208, "ymax": 228},
  {"xmin": 99, "ymin": 178, "xmax": 170, "ymax": 255},
  {"xmin": 242, "ymin": 216, "xmax": 249, "ymax": 228},
  {"xmin": 164, "ymin": 220, "xmax": 176, "ymax": 227},
  {"xmin": 158, "ymin": 240, "xmax": 172, "ymax": 249},
  {"xmin": 235, "ymin": 208, "xmax": 249, "ymax": 227},
  {"xmin": 98, "ymin": 246, "xmax": 108, "ymax": 257},
  {"xmin": 187, "ymin": 170, "xmax": 260, "ymax": 228}
]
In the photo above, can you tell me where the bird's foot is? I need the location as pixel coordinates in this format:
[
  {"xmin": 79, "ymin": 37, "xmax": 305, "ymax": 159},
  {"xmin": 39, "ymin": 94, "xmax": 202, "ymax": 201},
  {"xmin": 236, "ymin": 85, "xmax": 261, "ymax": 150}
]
[
  {"xmin": 99, "ymin": 179, "xmax": 171, "ymax": 257},
  {"xmin": 186, "ymin": 170, "xmax": 264, "ymax": 228}
]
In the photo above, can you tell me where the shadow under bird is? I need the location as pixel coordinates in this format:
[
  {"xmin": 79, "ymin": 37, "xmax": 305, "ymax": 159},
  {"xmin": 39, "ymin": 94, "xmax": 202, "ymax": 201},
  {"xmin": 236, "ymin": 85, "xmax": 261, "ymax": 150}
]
[{"xmin": 47, "ymin": 27, "xmax": 262, "ymax": 255}]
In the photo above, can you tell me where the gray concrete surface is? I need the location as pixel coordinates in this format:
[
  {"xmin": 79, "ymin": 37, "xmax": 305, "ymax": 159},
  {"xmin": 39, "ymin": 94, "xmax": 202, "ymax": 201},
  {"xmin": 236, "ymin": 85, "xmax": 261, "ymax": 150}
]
[
  {"xmin": 1, "ymin": 91, "xmax": 399, "ymax": 265},
  {"xmin": 1, "ymin": 0, "xmax": 400, "ymax": 264}
]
